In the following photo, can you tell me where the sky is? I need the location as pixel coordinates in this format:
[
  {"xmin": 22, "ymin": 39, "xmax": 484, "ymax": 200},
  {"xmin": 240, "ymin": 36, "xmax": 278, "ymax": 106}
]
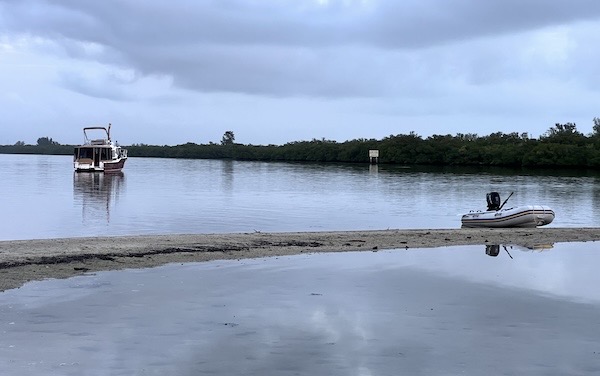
[{"xmin": 1, "ymin": 0, "xmax": 600, "ymax": 146}]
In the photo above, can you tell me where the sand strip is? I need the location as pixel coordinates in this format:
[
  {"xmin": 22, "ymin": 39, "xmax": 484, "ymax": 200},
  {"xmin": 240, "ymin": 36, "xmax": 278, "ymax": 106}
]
[{"xmin": 1, "ymin": 228, "xmax": 599, "ymax": 291}]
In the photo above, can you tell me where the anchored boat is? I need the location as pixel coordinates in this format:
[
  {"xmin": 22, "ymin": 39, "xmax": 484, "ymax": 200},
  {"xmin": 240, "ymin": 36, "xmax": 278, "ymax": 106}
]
[
  {"xmin": 73, "ymin": 124, "xmax": 128, "ymax": 173},
  {"xmin": 461, "ymin": 192, "xmax": 555, "ymax": 228}
]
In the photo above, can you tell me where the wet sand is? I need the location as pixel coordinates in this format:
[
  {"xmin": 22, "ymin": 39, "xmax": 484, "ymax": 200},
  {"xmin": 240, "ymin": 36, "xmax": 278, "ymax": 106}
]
[{"xmin": 1, "ymin": 227, "xmax": 599, "ymax": 291}]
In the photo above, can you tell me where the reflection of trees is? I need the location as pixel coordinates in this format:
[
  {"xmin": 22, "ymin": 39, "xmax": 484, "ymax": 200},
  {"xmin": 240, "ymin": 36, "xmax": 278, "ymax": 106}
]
[
  {"xmin": 73, "ymin": 172, "xmax": 125, "ymax": 223},
  {"xmin": 593, "ymin": 185, "xmax": 600, "ymax": 220},
  {"xmin": 485, "ymin": 244, "xmax": 554, "ymax": 258},
  {"xmin": 221, "ymin": 160, "xmax": 234, "ymax": 192}
]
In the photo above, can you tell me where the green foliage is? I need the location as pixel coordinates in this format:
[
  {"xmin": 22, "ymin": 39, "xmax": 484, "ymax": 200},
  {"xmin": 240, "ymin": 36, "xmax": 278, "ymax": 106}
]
[
  {"xmin": 0, "ymin": 143, "xmax": 72, "ymax": 155},
  {"xmin": 541, "ymin": 123, "xmax": 586, "ymax": 145},
  {"xmin": 593, "ymin": 117, "xmax": 600, "ymax": 137},
  {"xmin": 221, "ymin": 131, "xmax": 235, "ymax": 145},
  {"xmin": 37, "ymin": 137, "xmax": 60, "ymax": 146}
]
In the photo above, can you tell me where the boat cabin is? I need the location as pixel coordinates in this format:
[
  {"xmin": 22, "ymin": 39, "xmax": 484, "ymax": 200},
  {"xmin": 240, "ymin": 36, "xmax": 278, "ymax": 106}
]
[{"xmin": 73, "ymin": 145, "xmax": 121, "ymax": 169}]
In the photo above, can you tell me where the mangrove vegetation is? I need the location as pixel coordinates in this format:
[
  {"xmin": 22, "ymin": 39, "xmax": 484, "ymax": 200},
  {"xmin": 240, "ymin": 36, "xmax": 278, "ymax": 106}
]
[{"xmin": 3, "ymin": 120, "xmax": 600, "ymax": 169}]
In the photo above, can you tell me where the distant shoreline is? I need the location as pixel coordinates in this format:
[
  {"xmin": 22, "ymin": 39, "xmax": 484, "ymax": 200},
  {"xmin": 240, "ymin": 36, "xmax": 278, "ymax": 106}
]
[
  {"xmin": 4, "ymin": 127, "xmax": 600, "ymax": 169},
  {"xmin": 1, "ymin": 228, "xmax": 599, "ymax": 292}
]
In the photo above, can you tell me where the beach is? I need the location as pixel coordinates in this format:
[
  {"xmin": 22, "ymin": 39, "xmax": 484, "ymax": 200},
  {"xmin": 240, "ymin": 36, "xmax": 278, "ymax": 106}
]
[{"xmin": 1, "ymin": 227, "xmax": 599, "ymax": 291}]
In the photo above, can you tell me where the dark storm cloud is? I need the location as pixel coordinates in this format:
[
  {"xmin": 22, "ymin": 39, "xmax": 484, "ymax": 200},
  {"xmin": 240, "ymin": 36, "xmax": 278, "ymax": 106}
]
[{"xmin": 2, "ymin": 0, "xmax": 600, "ymax": 98}]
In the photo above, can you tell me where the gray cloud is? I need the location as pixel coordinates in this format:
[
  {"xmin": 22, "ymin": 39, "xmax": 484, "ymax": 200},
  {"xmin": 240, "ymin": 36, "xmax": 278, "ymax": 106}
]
[
  {"xmin": 362, "ymin": 0, "xmax": 600, "ymax": 48},
  {"xmin": 3, "ymin": 0, "xmax": 600, "ymax": 98},
  {"xmin": 58, "ymin": 70, "xmax": 133, "ymax": 101},
  {"xmin": 7, "ymin": 0, "xmax": 600, "ymax": 47}
]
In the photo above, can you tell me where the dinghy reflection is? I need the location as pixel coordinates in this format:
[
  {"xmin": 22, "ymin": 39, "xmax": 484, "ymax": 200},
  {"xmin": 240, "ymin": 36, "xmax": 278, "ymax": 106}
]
[
  {"xmin": 485, "ymin": 243, "xmax": 554, "ymax": 258},
  {"xmin": 73, "ymin": 172, "xmax": 125, "ymax": 224}
]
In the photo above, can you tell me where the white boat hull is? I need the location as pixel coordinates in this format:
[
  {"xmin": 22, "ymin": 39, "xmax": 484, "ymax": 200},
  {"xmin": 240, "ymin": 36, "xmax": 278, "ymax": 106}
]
[
  {"xmin": 461, "ymin": 206, "xmax": 555, "ymax": 228},
  {"xmin": 74, "ymin": 156, "xmax": 127, "ymax": 172}
]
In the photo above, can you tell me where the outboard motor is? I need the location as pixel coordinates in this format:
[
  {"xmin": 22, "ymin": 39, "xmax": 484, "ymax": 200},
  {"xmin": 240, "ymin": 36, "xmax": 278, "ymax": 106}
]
[
  {"xmin": 486, "ymin": 192, "xmax": 501, "ymax": 211},
  {"xmin": 486, "ymin": 245, "xmax": 500, "ymax": 257}
]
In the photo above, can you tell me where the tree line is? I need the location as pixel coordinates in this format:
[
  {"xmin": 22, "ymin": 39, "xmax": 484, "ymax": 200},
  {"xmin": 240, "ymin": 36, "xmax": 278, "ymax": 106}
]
[{"xmin": 3, "ymin": 120, "xmax": 600, "ymax": 168}]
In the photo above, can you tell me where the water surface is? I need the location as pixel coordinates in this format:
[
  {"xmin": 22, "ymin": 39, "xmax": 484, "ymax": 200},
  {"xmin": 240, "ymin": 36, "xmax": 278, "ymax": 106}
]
[
  {"xmin": 2, "ymin": 154, "xmax": 600, "ymax": 240},
  {"xmin": 1, "ymin": 242, "xmax": 599, "ymax": 375}
]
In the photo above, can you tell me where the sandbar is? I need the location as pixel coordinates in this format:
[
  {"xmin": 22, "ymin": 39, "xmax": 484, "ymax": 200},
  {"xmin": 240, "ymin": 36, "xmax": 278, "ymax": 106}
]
[{"xmin": 0, "ymin": 228, "xmax": 599, "ymax": 291}]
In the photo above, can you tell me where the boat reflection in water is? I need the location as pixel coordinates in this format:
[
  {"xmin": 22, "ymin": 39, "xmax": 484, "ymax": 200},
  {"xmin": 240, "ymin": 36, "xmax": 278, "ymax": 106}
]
[
  {"xmin": 73, "ymin": 172, "xmax": 125, "ymax": 224},
  {"xmin": 485, "ymin": 243, "xmax": 554, "ymax": 258}
]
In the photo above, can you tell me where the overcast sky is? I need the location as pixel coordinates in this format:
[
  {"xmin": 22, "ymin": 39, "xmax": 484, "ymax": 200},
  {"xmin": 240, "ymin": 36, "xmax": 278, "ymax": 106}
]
[{"xmin": 1, "ymin": 0, "xmax": 600, "ymax": 146}]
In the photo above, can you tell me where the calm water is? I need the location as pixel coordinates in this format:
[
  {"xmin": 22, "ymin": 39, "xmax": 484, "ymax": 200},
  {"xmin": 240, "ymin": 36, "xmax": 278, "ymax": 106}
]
[
  {"xmin": 2, "ymin": 154, "xmax": 600, "ymax": 241},
  {"xmin": 3, "ymin": 154, "xmax": 600, "ymax": 374},
  {"xmin": 1, "ymin": 243, "xmax": 600, "ymax": 375}
]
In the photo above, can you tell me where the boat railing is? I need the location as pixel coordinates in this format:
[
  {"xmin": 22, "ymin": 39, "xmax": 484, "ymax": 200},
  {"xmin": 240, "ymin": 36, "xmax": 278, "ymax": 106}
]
[{"xmin": 83, "ymin": 126, "xmax": 111, "ymax": 145}]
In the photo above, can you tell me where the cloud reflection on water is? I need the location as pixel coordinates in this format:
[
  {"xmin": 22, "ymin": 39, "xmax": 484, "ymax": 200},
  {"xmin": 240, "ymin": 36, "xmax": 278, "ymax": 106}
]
[{"xmin": 1, "ymin": 242, "xmax": 600, "ymax": 375}]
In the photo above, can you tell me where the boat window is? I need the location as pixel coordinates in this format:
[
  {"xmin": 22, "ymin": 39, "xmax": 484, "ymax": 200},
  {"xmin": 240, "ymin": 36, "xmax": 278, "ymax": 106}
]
[
  {"xmin": 77, "ymin": 148, "xmax": 93, "ymax": 159},
  {"xmin": 101, "ymin": 148, "xmax": 110, "ymax": 161}
]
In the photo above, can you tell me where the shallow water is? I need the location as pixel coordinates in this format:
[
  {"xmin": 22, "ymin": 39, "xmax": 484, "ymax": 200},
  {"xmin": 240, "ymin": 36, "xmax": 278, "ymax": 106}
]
[{"xmin": 1, "ymin": 242, "xmax": 600, "ymax": 375}]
